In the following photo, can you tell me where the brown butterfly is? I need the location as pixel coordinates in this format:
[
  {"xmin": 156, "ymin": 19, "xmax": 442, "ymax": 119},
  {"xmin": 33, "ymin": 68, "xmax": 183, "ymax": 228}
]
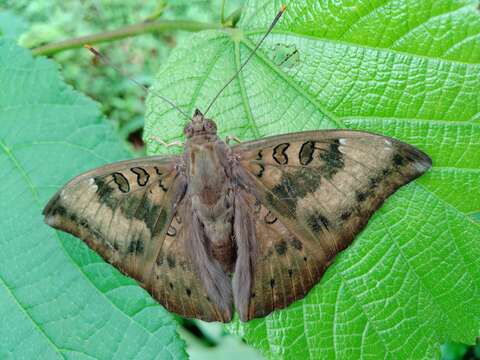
[{"xmin": 43, "ymin": 6, "xmax": 432, "ymax": 323}]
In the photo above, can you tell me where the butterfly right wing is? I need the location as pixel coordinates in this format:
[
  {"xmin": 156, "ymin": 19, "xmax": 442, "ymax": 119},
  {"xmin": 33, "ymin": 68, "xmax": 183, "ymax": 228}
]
[{"xmin": 232, "ymin": 130, "xmax": 432, "ymax": 320}]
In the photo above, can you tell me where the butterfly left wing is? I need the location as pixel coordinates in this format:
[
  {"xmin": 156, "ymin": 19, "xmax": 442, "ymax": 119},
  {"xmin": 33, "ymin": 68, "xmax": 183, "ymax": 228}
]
[
  {"xmin": 44, "ymin": 156, "xmax": 233, "ymax": 322},
  {"xmin": 232, "ymin": 130, "xmax": 432, "ymax": 320},
  {"xmin": 43, "ymin": 155, "xmax": 186, "ymax": 287}
]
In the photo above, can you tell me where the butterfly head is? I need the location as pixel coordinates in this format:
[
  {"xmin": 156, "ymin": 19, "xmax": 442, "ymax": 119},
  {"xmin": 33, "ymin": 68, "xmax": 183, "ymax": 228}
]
[{"xmin": 184, "ymin": 109, "xmax": 217, "ymax": 138}]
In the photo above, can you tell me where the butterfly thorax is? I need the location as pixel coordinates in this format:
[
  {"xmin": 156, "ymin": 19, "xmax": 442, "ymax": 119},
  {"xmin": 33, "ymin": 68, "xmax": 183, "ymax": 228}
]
[{"xmin": 183, "ymin": 111, "xmax": 236, "ymax": 272}]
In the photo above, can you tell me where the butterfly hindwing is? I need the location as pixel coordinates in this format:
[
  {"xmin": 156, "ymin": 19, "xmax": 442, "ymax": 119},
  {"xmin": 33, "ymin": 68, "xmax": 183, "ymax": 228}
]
[
  {"xmin": 234, "ymin": 130, "xmax": 432, "ymax": 319},
  {"xmin": 233, "ymin": 190, "xmax": 325, "ymax": 321},
  {"xmin": 152, "ymin": 200, "xmax": 232, "ymax": 322}
]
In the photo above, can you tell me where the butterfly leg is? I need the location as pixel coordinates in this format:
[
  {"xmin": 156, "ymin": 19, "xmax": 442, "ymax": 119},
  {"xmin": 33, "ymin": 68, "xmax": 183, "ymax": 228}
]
[
  {"xmin": 225, "ymin": 135, "xmax": 242, "ymax": 144},
  {"xmin": 149, "ymin": 136, "xmax": 184, "ymax": 148}
]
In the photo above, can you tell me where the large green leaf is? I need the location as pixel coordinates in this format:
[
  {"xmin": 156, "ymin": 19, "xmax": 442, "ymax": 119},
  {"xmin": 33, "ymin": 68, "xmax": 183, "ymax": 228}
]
[
  {"xmin": 0, "ymin": 40, "xmax": 186, "ymax": 359},
  {"xmin": 146, "ymin": 0, "xmax": 480, "ymax": 358}
]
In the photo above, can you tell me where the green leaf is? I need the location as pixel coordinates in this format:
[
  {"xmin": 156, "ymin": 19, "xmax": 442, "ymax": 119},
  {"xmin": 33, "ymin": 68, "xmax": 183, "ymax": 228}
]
[
  {"xmin": 0, "ymin": 10, "xmax": 27, "ymax": 40},
  {"xmin": 146, "ymin": 0, "xmax": 480, "ymax": 358},
  {"xmin": 0, "ymin": 40, "xmax": 186, "ymax": 359}
]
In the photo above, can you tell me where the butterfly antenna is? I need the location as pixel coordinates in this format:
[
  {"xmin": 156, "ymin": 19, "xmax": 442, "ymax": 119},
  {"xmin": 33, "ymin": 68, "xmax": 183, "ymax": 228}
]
[
  {"xmin": 203, "ymin": 4, "xmax": 286, "ymax": 116},
  {"xmin": 84, "ymin": 44, "xmax": 192, "ymax": 121}
]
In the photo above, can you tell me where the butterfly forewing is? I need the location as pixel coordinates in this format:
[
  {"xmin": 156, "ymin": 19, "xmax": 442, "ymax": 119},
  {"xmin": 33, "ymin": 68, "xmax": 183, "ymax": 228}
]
[
  {"xmin": 43, "ymin": 156, "xmax": 182, "ymax": 288},
  {"xmin": 234, "ymin": 130, "xmax": 431, "ymax": 320}
]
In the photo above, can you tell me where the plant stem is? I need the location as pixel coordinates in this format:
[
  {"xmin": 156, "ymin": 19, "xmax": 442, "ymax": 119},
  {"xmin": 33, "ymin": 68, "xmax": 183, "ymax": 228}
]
[
  {"xmin": 221, "ymin": 0, "xmax": 226, "ymax": 24},
  {"xmin": 32, "ymin": 20, "xmax": 221, "ymax": 56}
]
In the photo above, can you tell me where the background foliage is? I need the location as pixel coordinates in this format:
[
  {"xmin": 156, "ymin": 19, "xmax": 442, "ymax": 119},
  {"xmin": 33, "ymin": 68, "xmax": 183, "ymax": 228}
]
[
  {"xmin": 1, "ymin": 0, "xmax": 242, "ymax": 147},
  {"xmin": 1, "ymin": 0, "xmax": 479, "ymax": 359}
]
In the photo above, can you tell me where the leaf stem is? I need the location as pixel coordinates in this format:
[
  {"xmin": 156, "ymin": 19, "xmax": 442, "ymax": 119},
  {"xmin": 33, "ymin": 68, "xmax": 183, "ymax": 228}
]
[
  {"xmin": 221, "ymin": 0, "xmax": 226, "ymax": 24},
  {"xmin": 223, "ymin": 6, "xmax": 243, "ymax": 27},
  {"xmin": 31, "ymin": 20, "xmax": 221, "ymax": 56}
]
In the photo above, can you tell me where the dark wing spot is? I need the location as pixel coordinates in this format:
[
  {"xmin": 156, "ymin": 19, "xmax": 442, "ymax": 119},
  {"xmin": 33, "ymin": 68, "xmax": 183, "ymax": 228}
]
[
  {"xmin": 340, "ymin": 210, "xmax": 352, "ymax": 221},
  {"xmin": 369, "ymin": 175, "xmax": 382, "ymax": 190},
  {"xmin": 299, "ymin": 141, "xmax": 315, "ymax": 165},
  {"xmin": 255, "ymin": 163, "xmax": 265, "ymax": 178},
  {"xmin": 272, "ymin": 143, "xmax": 290, "ymax": 165},
  {"xmin": 393, "ymin": 153, "xmax": 405, "ymax": 167},
  {"xmin": 270, "ymin": 168, "xmax": 321, "ymax": 215},
  {"xmin": 303, "ymin": 256, "xmax": 308, "ymax": 262},
  {"xmin": 264, "ymin": 211, "xmax": 278, "ymax": 224},
  {"xmin": 251, "ymin": 292, "xmax": 256, "ymax": 298},
  {"xmin": 307, "ymin": 211, "xmax": 330, "ymax": 232},
  {"xmin": 186, "ymin": 288, "xmax": 192, "ymax": 297},
  {"xmin": 288, "ymin": 269, "xmax": 293, "ymax": 278},
  {"xmin": 169, "ymin": 282, "xmax": 174, "ymax": 289},
  {"xmin": 167, "ymin": 255, "xmax": 176, "ymax": 268},
  {"xmin": 270, "ymin": 278, "xmax": 276, "ymax": 288},
  {"xmin": 356, "ymin": 190, "xmax": 373, "ymax": 203},
  {"xmin": 154, "ymin": 165, "xmax": 169, "ymax": 191},
  {"xmin": 255, "ymin": 150, "xmax": 265, "ymax": 178},
  {"xmin": 319, "ymin": 140, "xmax": 344, "ymax": 179},
  {"xmin": 128, "ymin": 240, "xmax": 144, "ymax": 254},
  {"xmin": 290, "ymin": 238, "xmax": 303, "ymax": 251},
  {"xmin": 112, "ymin": 172, "xmax": 130, "ymax": 193},
  {"xmin": 159, "ymin": 178, "xmax": 169, "ymax": 192},
  {"xmin": 274, "ymin": 240, "xmax": 288, "ymax": 256},
  {"xmin": 269, "ymin": 180, "xmax": 298, "ymax": 215},
  {"xmin": 94, "ymin": 177, "xmax": 117, "ymax": 209},
  {"xmin": 143, "ymin": 204, "xmax": 163, "ymax": 234},
  {"xmin": 122, "ymin": 193, "xmax": 164, "ymax": 236},
  {"xmin": 54, "ymin": 205, "xmax": 67, "ymax": 217},
  {"xmin": 131, "ymin": 167, "xmax": 150, "ymax": 186}
]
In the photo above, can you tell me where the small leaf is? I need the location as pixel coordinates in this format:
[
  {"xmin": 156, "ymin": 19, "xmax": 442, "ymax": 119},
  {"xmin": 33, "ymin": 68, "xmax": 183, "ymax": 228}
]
[
  {"xmin": 146, "ymin": 0, "xmax": 480, "ymax": 358},
  {"xmin": 0, "ymin": 40, "xmax": 186, "ymax": 359}
]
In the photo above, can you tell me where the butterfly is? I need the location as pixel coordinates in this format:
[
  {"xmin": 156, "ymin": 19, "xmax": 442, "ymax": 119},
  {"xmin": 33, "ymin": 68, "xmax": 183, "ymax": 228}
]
[{"xmin": 42, "ymin": 6, "xmax": 432, "ymax": 323}]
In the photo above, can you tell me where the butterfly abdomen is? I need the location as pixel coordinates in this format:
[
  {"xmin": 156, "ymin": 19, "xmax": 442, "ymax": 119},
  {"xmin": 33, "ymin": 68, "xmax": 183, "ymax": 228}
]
[{"xmin": 185, "ymin": 138, "xmax": 238, "ymax": 272}]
